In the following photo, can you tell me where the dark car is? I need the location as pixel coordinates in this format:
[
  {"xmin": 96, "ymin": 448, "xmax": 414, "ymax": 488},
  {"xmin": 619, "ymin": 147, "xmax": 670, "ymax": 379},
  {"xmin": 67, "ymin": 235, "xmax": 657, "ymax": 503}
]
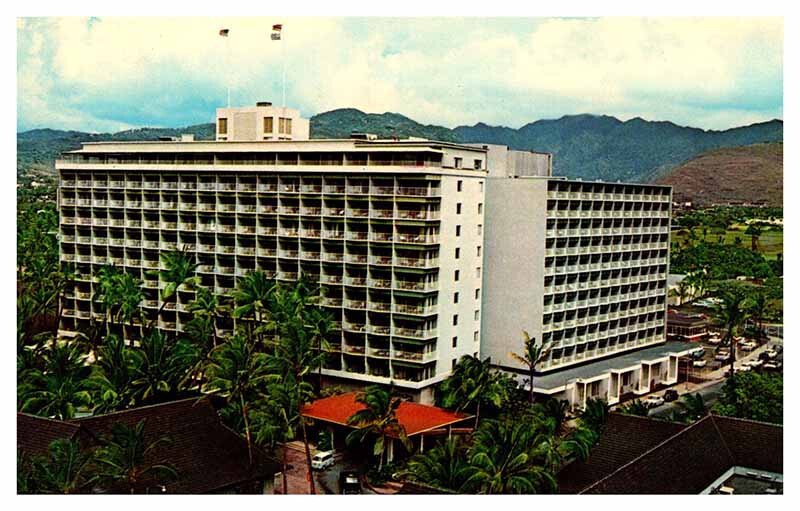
[
  {"xmin": 691, "ymin": 348, "xmax": 705, "ymax": 360},
  {"xmin": 339, "ymin": 470, "xmax": 362, "ymax": 494},
  {"xmin": 663, "ymin": 389, "xmax": 679, "ymax": 402}
]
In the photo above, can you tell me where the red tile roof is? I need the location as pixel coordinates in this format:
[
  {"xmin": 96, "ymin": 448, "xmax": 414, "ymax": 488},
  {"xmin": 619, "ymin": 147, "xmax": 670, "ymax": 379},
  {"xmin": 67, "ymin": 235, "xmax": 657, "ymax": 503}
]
[{"xmin": 301, "ymin": 392, "xmax": 473, "ymax": 436}]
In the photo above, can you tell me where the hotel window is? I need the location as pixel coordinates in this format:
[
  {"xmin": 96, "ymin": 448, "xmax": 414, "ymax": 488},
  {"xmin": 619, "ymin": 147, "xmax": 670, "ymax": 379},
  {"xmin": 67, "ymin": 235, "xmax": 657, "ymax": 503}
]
[
  {"xmin": 454, "ymin": 157, "xmax": 462, "ymax": 169},
  {"xmin": 455, "ymin": 247, "xmax": 460, "ymax": 259},
  {"xmin": 456, "ymin": 203, "xmax": 462, "ymax": 214},
  {"xmin": 476, "ymin": 267, "xmax": 481, "ymax": 278},
  {"xmin": 453, "ymin": 315, "xmax": 459, "ymax": 326},
  {"xmin": 476, "ymin": 246, "xmax": 481, "ymax": 257},
  {"xmin": 474, "ymin": 331, "xmax": 479, "ymax": 342},
  {"xmin": 475, "ymin": 288, "xmax": 480, "ymax": 300},
  {"xmin": 452, "ymin": 359, "xmax": 457, "ymax": 370},
  {"xmin": 286, "ymin": 118, "xmax": 292, "ymax": 134},
  {"xmin": 478, "ymin": 203, "xmax": 483, "ymax": 214},
  {"xmin": 218, "ymin": 118, "xmax": 228, "ymax": 134},
  {"xmin": 477, "ymin": 224, "xmax": 482, "ymax": 236},
  {"xmin": 474, "ymin": 310, "xmax": 480, "ymax": 321},
  {"xmin": 454, "ymin": 270, "xmax": 460, "ymax": 281},
  {"xmin": 264, "ymin": 117, "xmax": 274, "ymax": 133},
  {"xmin": 474, "ymin": 159, "xmax": 482, "ymax": 170},
  {"xmin": 479, "ymin": 182, "xmax": 484, "ymax": 193},
  {"xmin": 456, "ymin": 225, "xmax": 461, "ymax": 237},
  {"xmin": 454, "ymin": 292, "xmax": 459, "ymax": 304},
  {"xmin": 278, "ymin": 117, "xmax": 292, "ymax": 134},
  {"xmin": 452, "ymin": 336, "xmax": 458, "ymax": 348},
  {"xmin": 457, "ymin": 180, "xmax": 463, "ymax": 192}
]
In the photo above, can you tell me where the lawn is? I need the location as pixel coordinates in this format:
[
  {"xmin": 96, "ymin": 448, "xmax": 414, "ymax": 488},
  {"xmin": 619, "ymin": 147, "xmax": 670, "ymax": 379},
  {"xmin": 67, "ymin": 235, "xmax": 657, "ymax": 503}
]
[{"xmin": 672, "ymin": 224, "xmax": 783, "ymax": 261}]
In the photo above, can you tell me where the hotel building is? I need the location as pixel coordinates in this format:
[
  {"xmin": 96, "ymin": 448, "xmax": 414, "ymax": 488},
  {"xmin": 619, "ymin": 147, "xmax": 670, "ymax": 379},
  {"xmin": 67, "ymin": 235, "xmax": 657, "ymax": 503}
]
[{"xmin": 56, "ymin": 104, "xmax": 692, "ymax": 406}]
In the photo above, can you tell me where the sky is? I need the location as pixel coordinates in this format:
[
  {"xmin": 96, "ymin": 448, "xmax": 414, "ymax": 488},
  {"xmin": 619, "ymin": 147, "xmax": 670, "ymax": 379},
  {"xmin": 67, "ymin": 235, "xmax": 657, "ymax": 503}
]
[{"xmin": 16, "ymin": 17, "xmax": 783, "ymax": 133}]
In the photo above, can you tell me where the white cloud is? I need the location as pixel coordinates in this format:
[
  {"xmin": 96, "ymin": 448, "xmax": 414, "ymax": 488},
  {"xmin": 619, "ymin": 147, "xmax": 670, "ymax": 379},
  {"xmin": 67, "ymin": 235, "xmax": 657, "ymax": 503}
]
[{"xmin": 17, "ymin": 16, "xmax": 783, "ymax": 132}]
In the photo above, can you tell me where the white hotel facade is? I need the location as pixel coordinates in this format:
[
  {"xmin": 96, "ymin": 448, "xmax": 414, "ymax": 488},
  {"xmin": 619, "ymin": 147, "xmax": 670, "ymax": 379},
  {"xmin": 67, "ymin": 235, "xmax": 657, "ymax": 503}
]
[{"xmin": 56, "ymin": 104, "xmax": 692, "ymax": 406}]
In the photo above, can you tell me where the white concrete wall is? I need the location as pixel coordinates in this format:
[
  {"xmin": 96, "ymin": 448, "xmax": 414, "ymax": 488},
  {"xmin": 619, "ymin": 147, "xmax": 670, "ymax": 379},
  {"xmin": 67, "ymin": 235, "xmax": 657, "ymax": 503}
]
[
  {"xmin": 480, "ymin": 177, "xmax": 548, "ymax": 369},
  {"xmin": 216, "ymin": 105, "xmax": 309, "ymax": 141}
]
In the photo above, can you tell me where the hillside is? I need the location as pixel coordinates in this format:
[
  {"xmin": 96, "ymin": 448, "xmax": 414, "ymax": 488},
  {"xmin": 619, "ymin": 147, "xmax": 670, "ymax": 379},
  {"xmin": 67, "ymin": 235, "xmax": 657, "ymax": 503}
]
[
  {"xmin": 17, "ymin": 109, "xmax": 782, "ymax": 186},
  {"xmin": 656, "ymin": 143, "xmax": 783, "ymax": 207}
]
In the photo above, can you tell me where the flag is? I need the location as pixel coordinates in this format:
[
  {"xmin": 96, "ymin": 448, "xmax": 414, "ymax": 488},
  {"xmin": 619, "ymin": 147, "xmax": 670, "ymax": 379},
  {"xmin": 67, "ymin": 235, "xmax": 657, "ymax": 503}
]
[
  {"xmin": 271, "ymin": 23, "xmax": 282, "ymax": 40},
  {"xmin": 219, "ymin": 28, "xmax": 229, "ymax": 37}
]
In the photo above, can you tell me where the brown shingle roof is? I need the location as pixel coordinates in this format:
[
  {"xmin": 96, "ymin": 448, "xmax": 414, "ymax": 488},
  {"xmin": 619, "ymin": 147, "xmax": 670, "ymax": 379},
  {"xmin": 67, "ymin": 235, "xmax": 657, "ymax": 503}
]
[
  {"xmin": 18, "ymin": 398, "xmax": 280, "ymax": 494},
  {"xmin": 558, "ymin": 413, "xmax": 688, "ymax": 494},
  {"xmin": 17, "ymin": 413, "xmax": 82, "ymax": 458},
  {"xmin": 564, "ymin": 414, "xmax": 783, "ymax": 494}
]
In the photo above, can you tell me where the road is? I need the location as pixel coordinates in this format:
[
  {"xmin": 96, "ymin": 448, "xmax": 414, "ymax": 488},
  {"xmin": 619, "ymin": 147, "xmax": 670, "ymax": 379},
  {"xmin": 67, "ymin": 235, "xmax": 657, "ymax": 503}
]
[{"xmin": 648, "ymin": 380, "xmax": 725, "ymax": 418}]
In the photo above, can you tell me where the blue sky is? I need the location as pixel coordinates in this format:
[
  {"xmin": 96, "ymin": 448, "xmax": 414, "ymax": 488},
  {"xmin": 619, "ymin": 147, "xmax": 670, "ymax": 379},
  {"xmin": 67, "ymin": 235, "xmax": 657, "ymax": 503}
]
[{"xmin": 17, "ymin": 17, "xmax": 783, "ymax": 133}]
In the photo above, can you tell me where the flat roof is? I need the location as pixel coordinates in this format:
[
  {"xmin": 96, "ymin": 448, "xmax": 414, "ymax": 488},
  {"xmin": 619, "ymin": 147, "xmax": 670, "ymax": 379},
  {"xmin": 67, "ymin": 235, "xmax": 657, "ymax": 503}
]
[
  {"xmin": 301, "ymin": 392, "xmax": 473, "ymax": 436},
  {"xmin": 66, "ymin": 138, "xmax": 488, "ymax": 155},
  {"xmin": 534, "ymin": 341, "xmax": 697, "ymax": 391}
]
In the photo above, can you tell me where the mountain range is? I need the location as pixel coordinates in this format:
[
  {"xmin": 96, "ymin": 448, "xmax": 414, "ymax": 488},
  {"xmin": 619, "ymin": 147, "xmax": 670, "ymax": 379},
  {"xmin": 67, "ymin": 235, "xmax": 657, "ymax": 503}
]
[{"xmin": 18, "ymin": 109, "xmax": 783, "ymax": 187}]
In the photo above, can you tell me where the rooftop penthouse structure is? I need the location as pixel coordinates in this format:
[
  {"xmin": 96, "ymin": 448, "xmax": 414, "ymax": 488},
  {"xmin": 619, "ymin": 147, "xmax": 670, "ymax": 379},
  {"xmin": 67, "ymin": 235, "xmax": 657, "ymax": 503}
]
[{"xmin": 56, "ymin": 102, "xmax": 677, "ymax": 407}]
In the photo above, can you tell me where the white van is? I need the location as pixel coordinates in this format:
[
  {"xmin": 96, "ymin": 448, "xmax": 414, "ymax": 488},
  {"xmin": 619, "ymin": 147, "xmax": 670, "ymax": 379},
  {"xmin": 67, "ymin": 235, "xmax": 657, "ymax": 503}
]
[{"xmin": 311, "ymin": 450, "xmax": 335, "ymax": 470}]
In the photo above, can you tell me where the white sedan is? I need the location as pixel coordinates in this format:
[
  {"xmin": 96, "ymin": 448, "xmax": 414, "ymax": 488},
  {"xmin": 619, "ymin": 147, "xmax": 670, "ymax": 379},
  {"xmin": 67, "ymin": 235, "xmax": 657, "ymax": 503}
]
[{"xmin": 643, "ymin": 396, "xmax": 665, "ymax": 408}]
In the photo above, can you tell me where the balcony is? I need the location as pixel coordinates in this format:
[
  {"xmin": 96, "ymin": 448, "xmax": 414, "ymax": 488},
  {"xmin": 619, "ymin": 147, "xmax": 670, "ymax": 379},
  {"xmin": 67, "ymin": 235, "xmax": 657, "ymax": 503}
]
[
  {"xmin": 347, "ymin": 208, "xmax": 369, "ymax": 218},
  {"xmin": 346, "ymin": 254, "xmax": 368, "ymax": 264},
  {"xmin": 394, "ymin": 280, "xmax": 436, "ymax": 292},
  {"xmin": 321, "ymin": 297, "xmax": 343, "ymax": 307},
  {"xmin": 396, "ymin": 234, "xmax": 439, "ymax": 245},
  {"xmin": 369, "ymin": 325, "xmax": 391, "ymax": 335},
  {"xmin": 393, "ymin": 327, "xmax": 437, "ymax": 339},
  {"xmin": 370, "ymin": 209, "xmax": 394, "ymax": 219},
  {"xmin": 346, "ymin": 231, "xmax": 369, "ymax": 241},
  {"xmin": 322, "ymin": 253, "xmax": 344, "ymax": 262},
  {"xmin": 257, "ymin": 247, "xmax": 276, "ymax": 257},
  {"xmin": 369, "ymin": 301, "xmax": 391, "ymax": 311},
  {"xmin": 368, "ymin": 278, "xmax": 392, "ymax": 289},
  {"xmin": 395, "ymin": 257, "xmax": 438, "ymax": 268},
  {"xmin": 344, "ymin": 299, "xmax": 367, "ymax": 310},
  {"xmin": 393, "ymin": 349, "xmax": 437, "ymax": 363},
  {"xmin": 344, "ymin": 345, "xmax": 366, "ymax": 355},
  {"xmin": 396, "ymin": 187, "xmax": 438, "ymax": 197},
  {"xmin": 258, "ymin": 226, "xmax": 277, "ymax": 236},
  {"xmin": 393, "ymin": 304, "xmax": 436, "ymax": 315},
  {"xmin": 300, "ymin": 229, "xmax": 321, "ymax": 238},
  {"xmin": 322, "ymin": 230, "xmax": 344, "ymax": 240},
  {"xmin": 370, "ymin": 233, "xmax": 393, "ymax": 242},
  {"xmin": 343, "ymin": 322, "xmax": 367, "ymax": 332},
  {"xmin": 324, "ymin": 208, "xmax": 346, "ymax": 217}
]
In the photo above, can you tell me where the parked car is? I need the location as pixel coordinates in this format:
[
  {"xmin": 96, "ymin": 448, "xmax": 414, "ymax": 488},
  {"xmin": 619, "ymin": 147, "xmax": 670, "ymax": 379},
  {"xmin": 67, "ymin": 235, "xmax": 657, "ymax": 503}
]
[
  {"xmin": 763, "ymin": 362, "xmax": 782, "ymax": 372},
  {"xmin": 693, "ymin": 360, "xmax": 707, "ymax": 368},
  {"xmin": 311, "ymin": 450, "xmax": 335, "ymax": 471},
  {"xmin": 339, "ymin": 470, "xmax": 362, "ymax": 494},
  {"xmin": 715, "ymin": 352, "xmax": 730, "ymax": 362},
  {"xmin": 740, "ymin": 343, "xmax": 757, "ymax": 352},
  {"xmin": 663, "ymin": 389, "xmax": 679, "ymax": 402},
  {"xmin": 707, "ymin": 337, "xmax": 722, "ymax": 345},
  {"xmin": 643, "ymin": 395, "xmax": 665, "ymax": 408},
  {"xmin": 765, "ymin": 349, "xmax": 778, "ymax": 359},
  {"xmin": 691, "ymin": 348, "xmax": 705, "ymax": 359}
]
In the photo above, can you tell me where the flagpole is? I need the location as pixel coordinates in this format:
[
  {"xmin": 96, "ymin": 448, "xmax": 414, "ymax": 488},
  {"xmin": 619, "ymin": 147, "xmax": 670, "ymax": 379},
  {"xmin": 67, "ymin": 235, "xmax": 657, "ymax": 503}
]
[
  {"xmin": 226, "ymin": 34, "xmax": 231, "ymax": 108},
  {"xmin": 281, "ymin": 25, "xmax": 286, "ymax": 110}
]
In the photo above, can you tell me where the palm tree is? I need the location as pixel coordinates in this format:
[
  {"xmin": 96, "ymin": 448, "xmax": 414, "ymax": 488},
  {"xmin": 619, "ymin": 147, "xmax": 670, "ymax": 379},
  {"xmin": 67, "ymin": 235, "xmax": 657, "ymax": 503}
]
[
  {"xmin": 203, "ymin": 334, "xmax": 271, "ymax": 464},
  {"xmin": 113, "ymin": 272, "xmax": 144, "ymax": 328},
  {"xmin": 347, "ymin": 386, "xmax": 412, "ymax": 471},
  {"xmin": 250, "ymin": 376, "xmax": 313, "ymax": 495},
  {"xmin": 18, "ymin": 342, "xmax": 93, "ymax": 419},
  {"xmin": 93, "ymin": 264, "xmax": 122, "ymax": 335},
  {"xmin": 24, "ymin": 439, "xmax": 98, "ymax": 494},
  {"xmin": 186, "ymin": 286, "xmax": 224, "ymax": 348},
  {"xmin": 748, "ymin": 289, "xmax": 769, "ymax": 342},
  {"xmin": 88, "ymin": 334, "xmax": 137, "ymax": 413},
  {"xmin": 509, "ymin": 331, "xmax": 550, "ymax": 403},
  {"xmin": 713, "ymin": 281, "xmax": 753, "ymax": 382},
  {"xmin": 129, "ymin": 330, "xmax": 198, "ymax": 405},
  {"xmin": 463, "ymin": 419, "xmax": 556, "ymax": 494},
  {"xmin": 93, "ymin": 420, "xmax": 177, "ymax": 494},
  {"xmin": 439, "ymin": 355, "xmax": 508, "ymax": 427},
  {"xmin": 675, "ymin": 393, "xmax": 707, "ymax": 422},
  {"xmin": 147, "ymin": 248, "xmax": 199, "ymax": 331},
  {"xmin": 669, "ymin": 279, "xmax": 693, "ymax": 305},
  {"xmin": 399, "ymin": 437, "xmax": 472, "ymax": 493},
  {"xmin": 578, "ymin": 398, "xmax": 609, "ymax": 435},
  {"xmin": 231, "ymin": 270, "xmax": 276, "ymax": 341},
  {"xmin": 618, "ymin": 399, "xmax": 650, "ymax": 417},
  {"xmin": 745, "ymin": 223, "xmax": 762, "ymax": 252},
  {"xmin": 539, "ymin": 398, "xmax": 571, "ymax": 436}
]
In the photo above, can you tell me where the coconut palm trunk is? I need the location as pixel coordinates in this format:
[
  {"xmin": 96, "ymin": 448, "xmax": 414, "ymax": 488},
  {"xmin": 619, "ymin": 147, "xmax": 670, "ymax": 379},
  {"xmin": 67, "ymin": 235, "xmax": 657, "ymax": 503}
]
[{"xmin": 300, "ymin": 418, "xmax": 316, "ymax": 494}]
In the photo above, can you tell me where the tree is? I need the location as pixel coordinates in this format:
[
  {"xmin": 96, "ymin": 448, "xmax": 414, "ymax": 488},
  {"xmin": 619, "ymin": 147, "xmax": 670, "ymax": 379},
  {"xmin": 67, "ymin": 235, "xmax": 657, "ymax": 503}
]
[
  {"xmin": 578, "ymin": 398, "xmax": 609, "ymax": 435},
  {"xmin": 463, "ymin": 419, "xmax": 556, "ymax": 494},
  {"xmin": 22, "ymin": 439, "xmax": 98, "ymax": 494},
  {"xmin": 203, "ymin": 334, "xmax": 271, "ymax": 464},
  {"xmin": 231, "ymin": 270, "xmax": 276, "ymax": 339},
  {"xmin": 669, "ymin": 279, "xmax": 694, "ymax": 305},
  {"xmin": 129, "ymin": 330, "xmax": 198, "ymax": 405},
  {"xmin": 509, "ymin": 331, "xmax": 550, "ymax": 403},
  {"xmin": 617, "ymin": 399, "xmax": 650, "ymax": 417},
  {"xmin": 18, "ymin": 342, "xmax": 93, "ymax": 420},
  {"xmin": 675, "ymin": 393, "xmax": 708, "ymax": 422},
  {"xmin": 712, "ymin": 281, "xmax": 753, "ymax": 382},
  {"xmin": 250, "ymin": 375, "xmax": 312, "ymax": 495},
  {"xmin": 439, "ymin": 355, "xmax": 509, "ymax": 427},
  {"xmin": 745, "ymin": 223, "xmax": 762, "ymax": 252},
  {"xmin": 93, "ymin": 420, "xmax": 177, "ymax": 494},
  {"xmin": 147, "ymin": 248, "xmax": 199, "ymax": 331},
  {"xmin": 399, "ymin": 437, "xmax": 472, "ymax": 493},
  {"xmin": 89, "ymin": 334, "xmax": 137, "ymax": 413},
  {"xmin": 747, "ymin": 289, "xmax": 769, "ymax": 342},
  {"xmin": 265, "ymin": 280, "xmax": 332, "ymax": 494},
  {"xmin": 712, "ymin": 372, "xmax": 782, "ymax": 424},
  {"xmin": 346, "ymin": 386, "xmax": 412, "ymax": 471}
]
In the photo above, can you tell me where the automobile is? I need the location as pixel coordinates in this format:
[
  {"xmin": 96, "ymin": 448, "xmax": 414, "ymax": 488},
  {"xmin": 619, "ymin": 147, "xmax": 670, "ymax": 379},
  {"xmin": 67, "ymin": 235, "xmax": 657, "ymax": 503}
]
[
  {"xmin": 692, "ymin": 360, "xmax": 707, "ymax": 368},
  {"xmin": 707, "ymin": 337, "xmax": 722, "ymax": 345},
  {"xmin": 339, "ymin": 470, "xmax": 362, "ymax": 494},
  {"xmin": 759, "ymin": 352, "xmax": 773, "ymax": 362},
  {"xmin": 763, "ymin": 362, "xmax": 782, "ymax": 372},
  {"xmin": 715, "ymin": 352, "xmax": 731, "ymax": 362},
  {"xmin": 740, "ymin": 342, "xmax": 757, "ymax": 352},
  {"xmin": 311, "ymin": 450, "xmax": 335, "ymax": 471},
  {"xmin": 765, "ymin": 349, "xmax": 778, "ymax": 359},
  {"xmin": 663, "ymin": 389, "xmax": 679, "ymax": 402},
  {"xmin": 643, "ymin": 395, "xmax": 665, "ymax": 408},
  {"xmin": 690, "ymin": 348, "xmax": 705, "ymax": 359}
]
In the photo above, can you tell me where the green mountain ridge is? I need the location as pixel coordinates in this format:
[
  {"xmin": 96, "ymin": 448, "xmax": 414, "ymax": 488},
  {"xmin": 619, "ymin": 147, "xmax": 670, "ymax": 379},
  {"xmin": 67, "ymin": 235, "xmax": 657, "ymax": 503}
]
[{"xmin": 17, "ymin": 109, "xmax": 782, "ymax": 185}]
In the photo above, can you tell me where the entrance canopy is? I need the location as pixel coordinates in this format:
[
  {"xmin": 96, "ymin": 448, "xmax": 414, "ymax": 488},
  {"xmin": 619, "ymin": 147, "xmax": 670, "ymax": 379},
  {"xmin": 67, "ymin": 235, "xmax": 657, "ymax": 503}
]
[{"xmin": 302, "ymin": 392, "xmax": 473, "ymax": 437}]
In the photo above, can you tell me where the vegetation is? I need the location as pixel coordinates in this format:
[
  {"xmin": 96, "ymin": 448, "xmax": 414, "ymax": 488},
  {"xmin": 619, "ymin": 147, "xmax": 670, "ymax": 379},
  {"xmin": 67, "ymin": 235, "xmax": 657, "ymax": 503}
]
[
  {"xmin": 712, "ymin": 372, "xmax": 783, "ymax": 425},
  {"xmin": 617, "ymin": 399, "xmax": 649, "ymax": 418},
  {"xmin": 508, "ymin": 331, "xmax": 551, "ymax": 403},
  {"xmin": 346, "ymin": 386, "xmax": 412, "ymax": 472},
  {"xmin": 437, "ymin": 355, "xmax": 513, "ymax": 427}
]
